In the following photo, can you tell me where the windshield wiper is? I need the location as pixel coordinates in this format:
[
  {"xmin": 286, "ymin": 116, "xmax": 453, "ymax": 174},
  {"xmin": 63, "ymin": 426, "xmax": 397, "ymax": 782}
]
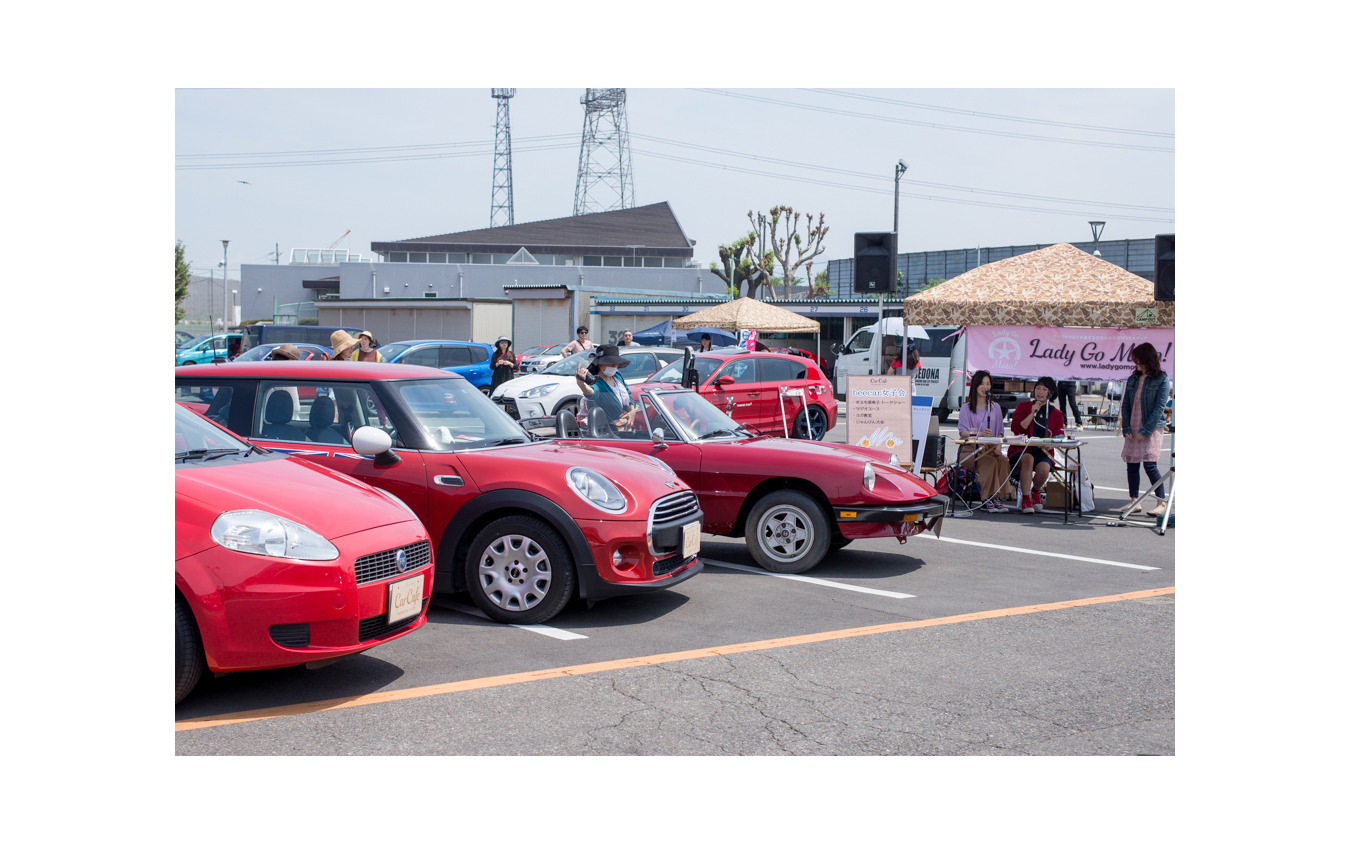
[
  {"xmin": 697, "ymin": 429, "xmax": 739, "ymax": 440},
  {"xmin": 176, "ymin": 447, "xmax": 251, "ymax": 462},
  {"xmin": 477, "ymin": 436, "xmax": 529, "ymax": 448}
]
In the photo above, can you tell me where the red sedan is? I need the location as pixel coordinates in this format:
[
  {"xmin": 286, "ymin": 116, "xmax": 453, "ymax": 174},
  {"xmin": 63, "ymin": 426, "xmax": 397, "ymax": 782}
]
[
  {"xmin": 645, "ymin": 351, "xmax": 837, "ymax": 440},
  {"xmin": 175, "ymin": 362, "xmax": 704, "ymax": 625},
  {"xmin": 564, "ymin": 387, "xmax": 946, "ymax": 574},
  {"xmin": 175, "ymin": 404, "xmax": 433, "ymax": 703}
]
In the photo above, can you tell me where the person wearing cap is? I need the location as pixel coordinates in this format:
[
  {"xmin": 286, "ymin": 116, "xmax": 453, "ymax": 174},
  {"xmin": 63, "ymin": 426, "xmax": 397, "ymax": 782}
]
[
  {"xmin": 575, "ymin": 344, "xmax": 636, "ymax": 431},
  {"xmin": 561, "ymin": 326, "xmax": 594, "ymax": 357},
  {"xmin": 267, "ymin": 343, "xmax": 301, "ymax": 361},
  {"xmin": 490, "ymin": 336, "xmax": 517, "ymax": 391},
  {"xmin": 349, "ymin": 330, "xmax": 382, "ymax": 362},
  {"xmin": 329, "ymin": 330, "xmax": 358, "ymax": 362}
]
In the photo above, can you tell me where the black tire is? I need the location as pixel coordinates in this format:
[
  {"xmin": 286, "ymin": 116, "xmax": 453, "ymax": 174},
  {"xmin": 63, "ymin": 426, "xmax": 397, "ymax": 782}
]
[
  {"xmin": 480, "ymin": 385, "xmax": 493, "ymax": 397},
  {"xmin": 791, "ymin": 405, "xmax": 829, "ymax": 440},
  {"xmin": 465, "ymin": 515, "xmax": 575, "ymax": 624},
  {"xmin": 175, "ymin": 592, "xmax": 204, "ymax": 704},
  {"xmin": 555, "ymin": 399, "xmax": 580, "ymax": 418},
  {"xmin": 746, "ymin": 490, "xmax": 831, "ymax": 573},
  {"xmin": 180, "ymin": 360, "xmax": 196, "ymax": 366}
]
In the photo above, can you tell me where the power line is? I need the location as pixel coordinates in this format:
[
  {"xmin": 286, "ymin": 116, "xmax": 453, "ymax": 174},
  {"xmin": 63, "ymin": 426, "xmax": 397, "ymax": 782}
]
[
  {"xmin": 691, "ymin": 89, "xmax": 1174, "ymax": 153},
  {"xmin": 630, "ymin": 133, "xmax": 1172, "ymax": 213},
  {"xmin": 802, "ymin": 88, "xmax": 1174, "ymax": 138},
  {"xmin": 176, "ymin": 133, "xmax": 575, "ymax": 159},
  {"xmin": 175, "ymin": 141, "xmax": 576, "ymax": 170},
  {"xmin": 634, "ymin": 147, "xmax": 1173, "ymax": 223}
]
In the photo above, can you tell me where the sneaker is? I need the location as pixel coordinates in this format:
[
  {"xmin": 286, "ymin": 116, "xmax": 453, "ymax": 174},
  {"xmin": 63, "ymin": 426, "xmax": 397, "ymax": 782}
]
[
  {"xmin": 1146, "ymin": 501, "xmax": 1168, "ymax": 517},
  {"xmin": 983, "ymin": 499, "xmax": 1007, "ymax": 513},
  {"xmin": 1020, "ymin": 495, "xmax": 1035, "ymax": 514},
  {"xmin": 1031, "ymin": 489, "xmax": 1045, "ymax": 511}
]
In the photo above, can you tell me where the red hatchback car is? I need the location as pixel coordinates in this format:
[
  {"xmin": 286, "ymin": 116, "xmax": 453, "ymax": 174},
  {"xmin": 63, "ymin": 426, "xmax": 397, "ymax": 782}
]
[
  {"xmin": 175, "ymin": 362, "xmax": 704, "ymax": 625},
  {"xmin": 645, "ymin": 351, "xmax": 837, "ymax": 439},
  {"xmin": 175, "ymin": 403, "xmax": 433, "ymax": 703}
]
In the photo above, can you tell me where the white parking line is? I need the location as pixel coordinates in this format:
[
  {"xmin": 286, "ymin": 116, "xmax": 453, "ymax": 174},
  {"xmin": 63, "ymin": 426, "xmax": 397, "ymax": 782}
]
[
  {"xmin": 704, "ymin": 560, "xmax": 916, "ymax": 598},
  {"xmin": 914, "ymin": 533, "xmax": 1160, "ymax": 571},
  {"xmin": 431, "ymin": 599, "xmax": 589, "ymax": 640}
]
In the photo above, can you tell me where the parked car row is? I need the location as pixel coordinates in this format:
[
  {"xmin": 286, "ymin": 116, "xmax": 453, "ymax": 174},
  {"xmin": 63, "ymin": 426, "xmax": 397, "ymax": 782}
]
[{"xmin": 174, "ymin": 356, "xmax": 943, "ymax": 704}]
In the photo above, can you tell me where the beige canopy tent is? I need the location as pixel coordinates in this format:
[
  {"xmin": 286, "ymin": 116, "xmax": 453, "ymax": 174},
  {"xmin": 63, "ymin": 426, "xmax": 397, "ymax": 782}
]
[
  {"xmin": 673, "ymin": 296, "xmax": 821, "ymax": 334},
  {"xmin": 902, "ymin": 242, "xmax": 1174, "ymax": 328}
]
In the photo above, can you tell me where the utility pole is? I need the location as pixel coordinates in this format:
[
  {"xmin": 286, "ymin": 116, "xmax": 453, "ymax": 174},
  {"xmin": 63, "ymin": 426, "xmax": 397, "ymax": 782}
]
[
  {"xmin": 490, "ymin": 88, "xmax": 516, "ymax": 227},
  {"xmin": 221, "ymin": 240, "xmax": 229, "ymax": 331},
  {"xmin": 573, "ymin": 88, "xmax": 634, "ymax": 215}
]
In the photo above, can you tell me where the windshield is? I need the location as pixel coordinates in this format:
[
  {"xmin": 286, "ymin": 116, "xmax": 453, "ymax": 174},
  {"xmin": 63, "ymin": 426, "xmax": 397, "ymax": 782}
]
[
  {"xmin": 648, "ymin": 389, "xmax": 744, "ymax": 440},
  {"xmin": 379, "ymin": 342, "xmax": 413, "ymax": 360},
  {"xmin": 543, "ymin": 350, "xmax": 599, "ymax": 376},
  {"xmin": 649, "ymin": 356, "xmax": 720, "ymax": 386},
  {"xmin": 175, "ymin": 403, "xmax": 251, "ymax": 460},
  {"xmin": 392, "ymin": 377, "xmax": 530, "ymax": 451}
]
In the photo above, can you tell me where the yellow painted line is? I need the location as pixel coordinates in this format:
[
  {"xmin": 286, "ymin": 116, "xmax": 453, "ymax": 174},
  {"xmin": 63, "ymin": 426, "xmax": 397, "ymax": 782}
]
[{"xmin": 175, "ymin": 586, "xmax": 1174, "ymax": 732}]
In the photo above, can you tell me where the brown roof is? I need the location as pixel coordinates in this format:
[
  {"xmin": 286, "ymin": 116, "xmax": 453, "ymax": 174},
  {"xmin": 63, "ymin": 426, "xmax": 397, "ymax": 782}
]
[
  {"xmin": 672, "ymin": 296, "xmax": 821, "ymax": 334},
  {"xmin": 372, "ymin": 202, "xmax": 694, "ymax": 255},
  {"xmin": 902, "ymin": 242, "xmax": 1174, "ymax": 328}
]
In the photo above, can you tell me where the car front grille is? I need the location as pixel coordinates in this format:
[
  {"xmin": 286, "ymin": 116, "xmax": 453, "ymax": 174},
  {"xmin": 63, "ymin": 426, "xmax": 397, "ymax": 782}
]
[
  {"xmin": 354, "ymin": 540, "xmax": 432, "ymax": 586},
  {"xmin": 358, "ymin": 599, "xmax": 428, "ymax": 642},
  {"xmin": 652, "ymin": 556, "xmax": 688, "ymax": 577},
  {"xmin": 652, "ymin": 490, "xmax": 700, "ymax": 525}
]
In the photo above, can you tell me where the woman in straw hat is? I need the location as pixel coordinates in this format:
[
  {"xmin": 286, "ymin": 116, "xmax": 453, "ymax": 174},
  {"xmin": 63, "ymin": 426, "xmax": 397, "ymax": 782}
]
[
  {"xmin": 329, "ymin": 330, "xmax": 358, "ymax": 361},
  {"xmin": 350, "ymin": 330, "xmax": 382, "ymax": 362}
]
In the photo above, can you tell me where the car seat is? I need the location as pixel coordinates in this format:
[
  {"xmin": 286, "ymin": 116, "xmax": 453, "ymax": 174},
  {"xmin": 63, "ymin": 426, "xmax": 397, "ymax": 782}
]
[
  {"xmin": 556, "ymin": 408, "xmax": 580, "ymax": 439},
  {"xmin": 261, "ymin": 391, "xmax": 306, "ymax": 441},
  {"xmin": 306, "ymin": 395, "xmax": 346, "ymax": 444}
]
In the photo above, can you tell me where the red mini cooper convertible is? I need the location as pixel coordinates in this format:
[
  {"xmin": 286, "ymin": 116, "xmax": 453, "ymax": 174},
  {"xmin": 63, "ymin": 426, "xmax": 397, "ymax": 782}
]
[
  {"xmin": 176, "ymin": 362, "xmax": 704, "ymax": 625},
  {"xmin": 175, "ymin": 404, "xmax": 433, "ymax": 703},
  {"xmin": 558, "ymin": 386, "xmax": 946, "ymax": 574}
]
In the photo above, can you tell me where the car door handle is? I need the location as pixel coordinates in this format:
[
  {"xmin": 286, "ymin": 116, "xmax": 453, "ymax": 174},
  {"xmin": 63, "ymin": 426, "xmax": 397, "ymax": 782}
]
[{"xmin": 434, "ymin": 474, "xmax": 464, "ymax": 487}]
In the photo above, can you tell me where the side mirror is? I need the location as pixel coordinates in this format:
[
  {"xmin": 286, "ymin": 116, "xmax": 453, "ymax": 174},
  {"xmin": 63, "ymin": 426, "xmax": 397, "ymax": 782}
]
[
  {"xmin": 652, "ymin": 427, "xmax": 666, "ymax": 445},
  {"xmin": 830, "ymin": 342, "xmax": 842, "ymax": 355},
  {"xmin": 352, "ymin": 426, "xmax": 400, "ymax": 467},
  {"xmin": 715, "ymin": 375, "xmax": 735, "ymax": 387}
]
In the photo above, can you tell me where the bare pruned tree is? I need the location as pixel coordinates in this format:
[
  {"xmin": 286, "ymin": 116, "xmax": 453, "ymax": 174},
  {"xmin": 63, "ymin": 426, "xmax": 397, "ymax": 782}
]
[{"xmin": 746, "ymin": 206, "xmax": 828, "ymax": 299}]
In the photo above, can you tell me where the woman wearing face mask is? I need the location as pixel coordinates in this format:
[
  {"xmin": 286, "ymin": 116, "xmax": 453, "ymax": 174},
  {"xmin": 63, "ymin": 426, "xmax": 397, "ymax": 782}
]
[
  {"xmin": 956, "ymin": 369, "xmax": 1012, "ymax": 513},
  {"xmin": 1007, "ymin": 376, "xmax": 1065, "ymax": 513},
  {"xmin": 575, "ymin": 344, "xmax": 637, "ymax": 432}
]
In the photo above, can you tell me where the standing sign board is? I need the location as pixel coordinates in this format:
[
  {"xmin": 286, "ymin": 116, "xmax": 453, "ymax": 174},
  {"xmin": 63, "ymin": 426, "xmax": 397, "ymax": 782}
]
[
  {"xmin": 845, "ymin": 375, "xmax": 913, "ymax": 466},
  {"xmin": 737, "ymin": 329, "xmax": 758, "ymax": 351}
]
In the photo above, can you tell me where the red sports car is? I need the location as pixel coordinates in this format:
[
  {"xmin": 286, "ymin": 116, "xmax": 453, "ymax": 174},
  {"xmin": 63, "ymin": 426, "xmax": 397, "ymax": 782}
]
[
  {"xmin": 175, "ymin": 362, "xmax": 704, "ymax": 625},
  {"xmin": 645, "ymin": 350, "xmax": 837, "ymax": 440},
  {"xmin": 175, "ymin": 403, "xmax": 433, "ymax": 703},
  {"xmin": 562, "ymin": 386, "xmax": 946, "ymax": 574}
]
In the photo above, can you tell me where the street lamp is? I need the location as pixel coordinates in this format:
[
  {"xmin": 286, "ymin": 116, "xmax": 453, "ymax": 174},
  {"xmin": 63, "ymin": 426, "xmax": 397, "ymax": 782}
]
[
  {"xmin": 1089, "ymin": 221, "xmax": 1105, "ymax": 257},
  {"xmin": 221, "ymin": 240, "xmax": 230, "ymax": 329},
  {"xmin": 893, "ymin": 159, "xmax": 908, "ymax": 295}
]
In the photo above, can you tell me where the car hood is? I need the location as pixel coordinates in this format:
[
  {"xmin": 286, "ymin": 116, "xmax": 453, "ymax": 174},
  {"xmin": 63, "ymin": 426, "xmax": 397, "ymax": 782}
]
[
  {"xmin": 493, "ymin": 373, "xmax": 566, "ymax": 397},
  {"xmin": 708, "ymin": 436, "xmax": 939, "ymax": 499},
  {"xmin": 175, "ymin": 453, "xmax": 419, "ymax": 559},
  {"xmin": 457, "ymin": 440, "xmax": 691, "ymax": 516}
]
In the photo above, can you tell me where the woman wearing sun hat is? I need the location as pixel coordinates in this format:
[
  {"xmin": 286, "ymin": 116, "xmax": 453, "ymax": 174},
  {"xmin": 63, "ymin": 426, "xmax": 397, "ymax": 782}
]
[
  {"xmin": 348, "ymin": 330, "xmax": 382, "ymax": 362},
  {"xmin": 329, "ymin": 330, "xmax": 358, "ymax": 361},
  {"xmin": 574, "ymin": 344, "xmax": 636, "ymax": 431},
  {"xmin": 490, "ymin": 336, "xmax": 517, "ymax": 391}
]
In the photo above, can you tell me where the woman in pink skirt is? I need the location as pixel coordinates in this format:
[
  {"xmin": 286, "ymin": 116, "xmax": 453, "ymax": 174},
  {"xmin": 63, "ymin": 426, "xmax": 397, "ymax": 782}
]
[{"xmin": 1120, "ymin": 342, "xmax": 1170, "ymax": 516}]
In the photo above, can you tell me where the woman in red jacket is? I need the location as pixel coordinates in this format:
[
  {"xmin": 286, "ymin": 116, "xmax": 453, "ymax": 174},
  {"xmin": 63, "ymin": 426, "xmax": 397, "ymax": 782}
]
[{"xmin": 1007, "ymin": 376, "xmax": 1065, "ymax": 513}]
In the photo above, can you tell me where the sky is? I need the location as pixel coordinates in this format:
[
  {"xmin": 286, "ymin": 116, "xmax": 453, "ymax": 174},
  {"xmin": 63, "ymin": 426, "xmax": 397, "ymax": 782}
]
[{"xmin": 174, "ymin": 88, "xmax": 1174, "ymax": 282}]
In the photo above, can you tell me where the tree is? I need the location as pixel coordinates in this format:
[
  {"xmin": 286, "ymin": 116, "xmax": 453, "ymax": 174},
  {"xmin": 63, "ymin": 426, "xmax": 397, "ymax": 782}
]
[
  {"xmin": 175, "ymin": 240, "xmax": 191, "ymax": 323},
  {"xmin": 709, "ymin": 233, "xmax": 759, "ymax": 299},
  {"xmin": 745, "ymin": 206, "xmax": 828, "ymax": 299},
  {"xmin": 806, "ymin": 264, "xmax": 830, "ymax": 299},
  {"xmin": 922, "ymin": 277, "xmax": 946, "ymax": 291}
]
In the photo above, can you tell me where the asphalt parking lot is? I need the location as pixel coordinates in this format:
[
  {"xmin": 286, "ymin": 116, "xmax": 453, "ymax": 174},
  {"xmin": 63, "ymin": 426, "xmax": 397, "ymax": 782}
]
[{"xmin": 175, "ymin": 398, "xmax": 1175, "ymax": 756}]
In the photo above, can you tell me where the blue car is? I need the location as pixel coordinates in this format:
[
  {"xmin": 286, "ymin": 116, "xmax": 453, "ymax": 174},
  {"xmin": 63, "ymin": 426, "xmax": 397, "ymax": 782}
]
[
  {"xmin": 378, "ymin": 339, "xmax": 494, "ymax": 393},
  {"xmin": 176, "ymin": 333, "xmax": 242, "ymax": 366}
]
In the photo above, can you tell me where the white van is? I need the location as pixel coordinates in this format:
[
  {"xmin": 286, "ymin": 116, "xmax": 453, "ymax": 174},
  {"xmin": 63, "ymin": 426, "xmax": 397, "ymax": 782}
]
[{"xmin": 832, "ymin": 319, "xmax": 961, "ymax": 421}]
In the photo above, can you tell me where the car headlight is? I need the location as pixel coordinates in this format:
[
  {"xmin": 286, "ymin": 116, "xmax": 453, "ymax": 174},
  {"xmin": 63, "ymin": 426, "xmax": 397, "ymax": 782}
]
[
  {"xmin": 210, "ymin": 509, "xmax": 339, "ymax": 561},
  {"xmin": 521, "ymin": 383, "xmax": 559, "ymax": 399},
  {"xmin": 863, "ymin": 462, "xmax": 876, "ymax": 492},
  {"xmin": 566, "ymin": 467, "xmax": 627, "ymax": 513}
]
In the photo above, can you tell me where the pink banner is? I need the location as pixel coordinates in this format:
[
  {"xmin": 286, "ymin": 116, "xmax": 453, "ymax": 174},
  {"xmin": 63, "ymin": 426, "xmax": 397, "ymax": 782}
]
[{"xmin": 964, "ymin": 325, "xmax": 1174, "ymax": 380}]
